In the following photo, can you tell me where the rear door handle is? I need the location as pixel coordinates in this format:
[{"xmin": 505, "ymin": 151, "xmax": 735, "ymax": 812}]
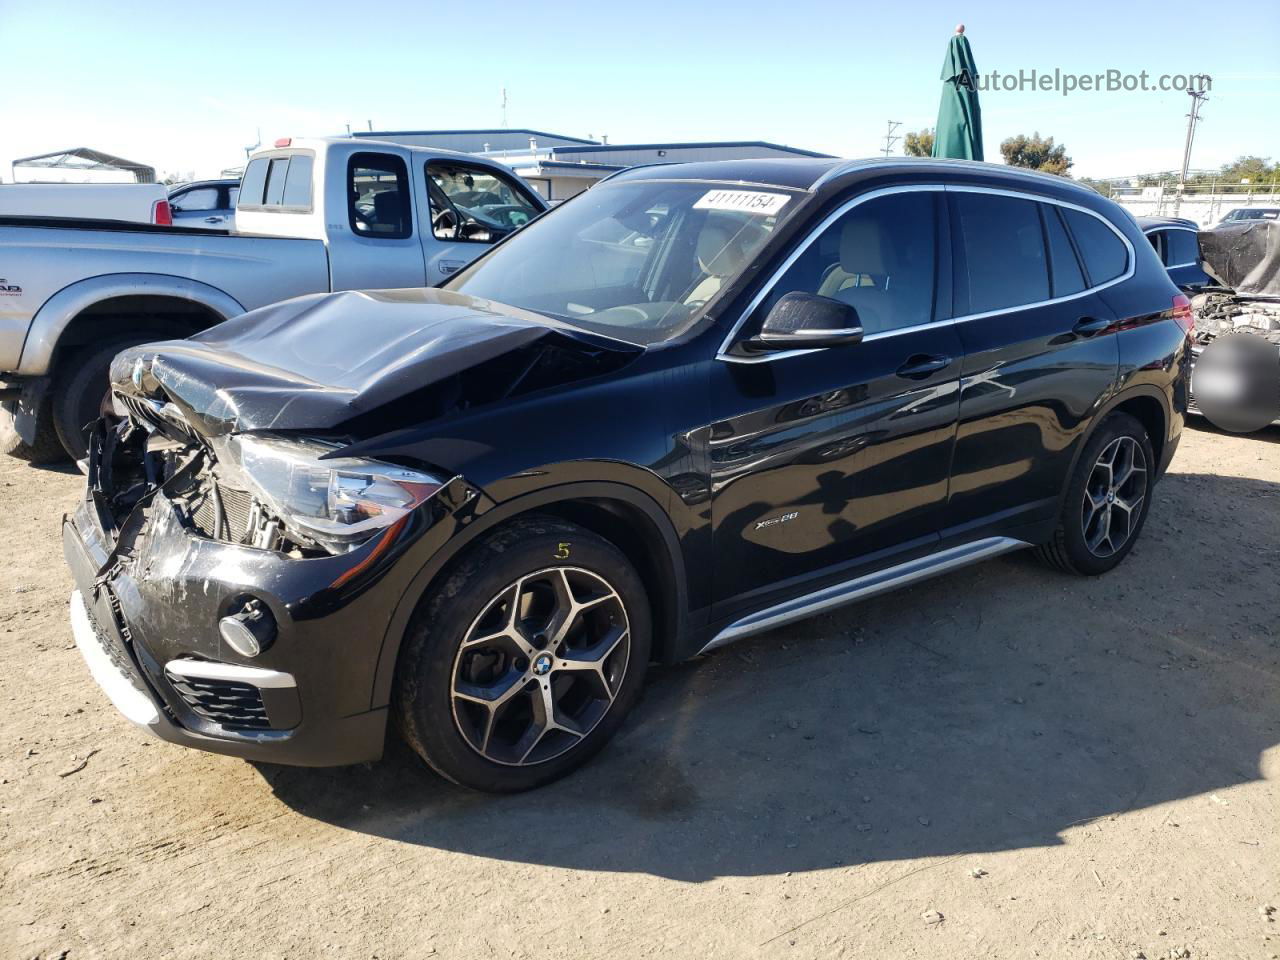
[
  {"xmin": 1072, "ymin": 316, "xmax": 1112, "ymax": 337},
  {"xmin": 204, "ymin": 216, "xmax": 223, "ymax": 223},
  {"xmin": 896, "ymin": 354, "xmax": 952, "ymax": 379}
]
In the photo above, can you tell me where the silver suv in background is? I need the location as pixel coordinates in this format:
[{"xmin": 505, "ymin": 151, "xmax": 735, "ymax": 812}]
[{"xmin": 168, "ymin": 179, "xmax": 240, "ymax": 230}]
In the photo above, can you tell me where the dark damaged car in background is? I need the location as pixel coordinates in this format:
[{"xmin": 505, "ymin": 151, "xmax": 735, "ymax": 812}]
[{"xmin": 64, "ymin": 157, "xmax": 1194, "ymax": 792}]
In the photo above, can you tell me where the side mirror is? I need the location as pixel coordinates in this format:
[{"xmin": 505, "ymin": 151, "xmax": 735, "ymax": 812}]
[{"xmin": 747, "ymin": 292, "xmax": 864, "ymax": 352}]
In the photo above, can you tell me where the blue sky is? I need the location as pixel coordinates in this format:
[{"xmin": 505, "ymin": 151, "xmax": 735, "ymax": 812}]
[{"xmin": 2, "ymin": 0, "xmax": 1278, "ymax": 181}]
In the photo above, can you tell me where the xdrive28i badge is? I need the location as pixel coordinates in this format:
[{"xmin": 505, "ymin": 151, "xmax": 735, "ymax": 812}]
[
  {"xmin": 0, "ymin": 278, "xmax": 22, "ymax": 296},
  {"xmin": 754, "ymin": 511, "xmax": 799, "ymax": 532}
]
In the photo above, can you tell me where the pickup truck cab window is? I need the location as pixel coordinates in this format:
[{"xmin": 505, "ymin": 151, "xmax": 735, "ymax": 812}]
[
  {"xmin": 349, "ymin": 152, "xmax": 411, "ymax": 239},
  {"xmin": 239, "ymin": 158, "xmax": 269, "ymax": 206},
  {"xmin": 426, "ymin": 162, "xmax": 541, "ymax": 243}
]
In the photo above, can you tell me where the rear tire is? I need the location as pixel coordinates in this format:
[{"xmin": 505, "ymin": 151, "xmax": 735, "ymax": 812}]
[
  {"xmin": 52, "ymin": 338, "xmax": 152, "ymax": 462},
  {"xmin": 394, "ymin": 516, "xmax": 651, "ymax": 792},
  {"xmin": 0, "ymin": 397, "xmax": 67, "ymax": 464},
  {"xmin": 1037, "ymin": 412, "xmax": 1155, "ymax": 576}
]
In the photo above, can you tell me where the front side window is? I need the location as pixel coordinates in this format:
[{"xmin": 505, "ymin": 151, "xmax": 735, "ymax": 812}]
[
  {"xmin": 348, "ymin": 153, "xmax": 411, "ymax": 239},
  {"xmin": 1062, "ymin": 208, "xmax": 1128, "ymax": 285},
  {"xmin": 445, "ymin": 181, "xmax": 798, "ymax": 344},
  {"xmin": 171, "ymin": 187, "xmax": 219, "ymax": 212},
  {"xmin": 426, "ymin": 162, "xmax": 540, "ymax": 243},
  {"xmin": 758, "ymin": 191, "xmax": 938, "ymax": 335},
  {"xmin": 953, "ymin": 193, "xmax": 1049, "ymax": 314}
]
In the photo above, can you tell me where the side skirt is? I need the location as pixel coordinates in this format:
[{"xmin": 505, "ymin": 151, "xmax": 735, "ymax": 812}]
[{"xmin": 698, "ymin": 536, "xmax": 1031, "ymax": 654}]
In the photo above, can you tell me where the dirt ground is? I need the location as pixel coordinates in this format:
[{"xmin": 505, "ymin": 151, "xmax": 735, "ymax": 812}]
[{"xmin": 2, "ymin": 421, "xmax": 1277, "ymax": 960}]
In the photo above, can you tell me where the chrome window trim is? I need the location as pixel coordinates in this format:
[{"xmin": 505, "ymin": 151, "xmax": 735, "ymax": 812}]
[{"xmin": 716, "ymin": 183, "xmax": 1137, "ymax": 365}]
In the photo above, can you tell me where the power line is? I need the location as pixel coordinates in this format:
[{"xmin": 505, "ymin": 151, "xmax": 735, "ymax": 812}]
[{"xmin": 881, "ymin": 121, "xmax": 902, "ymax": 157}]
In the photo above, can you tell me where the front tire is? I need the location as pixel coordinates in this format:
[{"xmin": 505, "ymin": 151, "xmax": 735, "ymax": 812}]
[
  {"xmin": 1037, "ymin": 411, "xmax": 1155, "ymax": 576},
  {"xmin": 52, "ymin": 337, "xmax": 152, "ymax": 462},
  {"xmin": 394, "ymin": 517, "xmax": 651, "ymax": 792},
  {"xmin": 0, "ymin": 397, "xmax": 67, "ymax": 464}
]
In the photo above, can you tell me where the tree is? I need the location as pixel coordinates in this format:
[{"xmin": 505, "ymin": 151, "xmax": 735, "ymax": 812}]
[
  {"xmin": 1078, "ymin": 178, "xmax": 1112, "ymax": 197},
  {"xmin": 1219, "ymin": 155, "xmax": 1278, "ymax": 184},
  {"xmin": 903, "ymin": 129, "xmax": 934, "ymax": 157},
  {"xmin": 1000, "ymin": 132, "xmax": 1073, "ymax": 177}
]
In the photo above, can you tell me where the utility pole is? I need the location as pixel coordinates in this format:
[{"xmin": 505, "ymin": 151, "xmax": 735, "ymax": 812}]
[
  {"xmin": 500, "ymin": 87, "xmax": 509, "ymax": 128},
  {"xmin": 881, "ymin": 121, "xmax": 902, "ymax": 157},
  {"xmin": 1174, "ymin": 81, "xmax": 1210, "ymax": 217}
]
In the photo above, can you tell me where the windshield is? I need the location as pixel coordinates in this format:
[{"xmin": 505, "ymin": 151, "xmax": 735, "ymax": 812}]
[
  {"xmin": 1226, "ymin": 208, "xmax": 1280, "ymax": 221},
  {"xmin": 444, "ymin": 180, "xmax": 801, "ymax": 344}
]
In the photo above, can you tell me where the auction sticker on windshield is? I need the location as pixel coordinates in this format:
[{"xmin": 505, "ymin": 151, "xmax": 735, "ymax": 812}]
[{"xmin": 693, "ymin": 189, "xmax": 790, "ymax": 216}]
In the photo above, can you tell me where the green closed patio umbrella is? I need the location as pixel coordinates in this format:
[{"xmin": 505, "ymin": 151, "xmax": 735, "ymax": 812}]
[{"xmin": 932, "ymin": 24, "xmax": 984, "ymax": 160}]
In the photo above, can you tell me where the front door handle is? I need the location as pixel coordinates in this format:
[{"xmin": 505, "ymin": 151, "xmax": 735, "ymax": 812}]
[
  {"xmin": 439, "ymin": 259, "xmax": 467, "ymax": 275},
  {"xmin": 204, "ymin": 216, "xmax": 223, "ymax": 223},
  {"xmin": 1072, "ymin": 316, "xmax": 1112, "ymax": 337},
  {"xmin": 896, "ymin": 354, "xmax": 952, "ymax": 379}
]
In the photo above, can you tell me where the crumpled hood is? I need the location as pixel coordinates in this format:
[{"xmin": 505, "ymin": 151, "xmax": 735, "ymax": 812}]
[{"xmin": 111, "ymin": 288, "xmax": 640, "ymax": 437}]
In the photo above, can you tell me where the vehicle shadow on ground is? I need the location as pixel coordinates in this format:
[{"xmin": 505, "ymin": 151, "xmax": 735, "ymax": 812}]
[{"xmin": 258, "ymin": 471, "xmax": 1279, "ymax": 881}]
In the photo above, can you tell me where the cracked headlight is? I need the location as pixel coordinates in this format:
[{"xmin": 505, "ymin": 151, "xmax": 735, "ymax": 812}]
[{"xmin": 215, "ymin": 435, "xmax": 445, "ymax": 553}]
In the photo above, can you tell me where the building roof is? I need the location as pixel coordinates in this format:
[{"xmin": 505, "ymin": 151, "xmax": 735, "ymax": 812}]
[
  {"xmin": 12, "ymin": 147, "xmax": 156, "ymax": 183},
  {"xmin": 552, "ymin": 140, "xmax": 834, "ymax": 159},
  {"xmin": 356, "ymin": 128, "xmax": 598, "ymax": 146}
]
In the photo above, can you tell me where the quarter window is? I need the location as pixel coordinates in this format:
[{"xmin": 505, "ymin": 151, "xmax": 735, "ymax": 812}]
[
  {"xmin": 952, "ymin": 193, "xmax": 1049, "ymax": 314},
  {"xmin": 1062, "ymin": 208, "xmax": 1128, "ymax": 285},
  {"xmin": 349, "ymin": 153, "xmax": 411, "ymax": 239},
  {"xmin": 1042, "ymin": 204, "xmax": 1086, "ymax": 297},
  {"xmin": 761, "ymin": 191, "xmax": 938, "ymax": 335}
]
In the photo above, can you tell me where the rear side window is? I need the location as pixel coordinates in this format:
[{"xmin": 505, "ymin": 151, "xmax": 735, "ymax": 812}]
[
  {"xmin": 1042, "ymin": 204, "xmax": 1086, "ymax": 297},
  {"xmin": 264, "ymin": 158, "xmax": 290, "ymax": 206},
  {"xmin": 239, "ymin": 152, "xmax": 315, "ymax": 212},
  {"xmin": 1063, "ymin": 208, "xmax": 1128, "ymax": 285},
  {"xmin": 952, "ymin": 193, "xmax": 1049, "ymax": 314},
  {"xmin": 281, "ymin": 155, "xmax": 314, "ymax": 208},
  {"xmin": 1164, "ymin": 229, "xmax": 1199, "ymax": 266},
  {"xmin": 239, "ymin": 159, "xmax": 268, "ymax": 206},
  {"xmin": 349, "ymin": 152, "xmax": 411, "ymax": 239}
]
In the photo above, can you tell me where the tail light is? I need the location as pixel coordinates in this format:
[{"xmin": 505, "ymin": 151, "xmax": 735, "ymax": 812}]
[
  {"xmin": 152, "ymin": 199, "xmax": 172, "ymax": 226},
  {"xmin": 1172, "ymin": 293, "xmax": 1194, "ymax": 336}
]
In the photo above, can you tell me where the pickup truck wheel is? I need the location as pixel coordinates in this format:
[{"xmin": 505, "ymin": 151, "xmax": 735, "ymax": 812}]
[
  {"xmin": 1036, "ymin": 412, "xmax": 1155, "ymax": 576},
  {"xmin": 52, "ymin": 338, "xmax": 146, "ymax": 462},
  {"xmin": 394, "ymin": 517, "xmax": 651, "ymax": 793},
  {"xmin": 0, "ymin": 398, "xmax": 66, "ymax": 464}
]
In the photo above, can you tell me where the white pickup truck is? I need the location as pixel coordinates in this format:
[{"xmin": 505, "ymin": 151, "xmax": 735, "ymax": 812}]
[
  {"xmin": 0, "ymin": 137, "xmax": 547, "ymax": 462},
  {"xmin": 0, "ymin": 183, "xmax": 173, "ymax": 225}
]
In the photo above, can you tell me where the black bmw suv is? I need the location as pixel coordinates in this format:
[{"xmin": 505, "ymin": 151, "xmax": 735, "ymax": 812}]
[{"xmin": 64, "ymin": 158, "xmax": 1193, "ymax": 792}]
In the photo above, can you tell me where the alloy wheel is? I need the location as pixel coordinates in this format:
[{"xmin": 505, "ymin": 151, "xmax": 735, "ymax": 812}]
[
  {"xmin": 450, "ymin": 566, "xmax": 631, "ymax": 766},
  {"xmin": 1081, "ymin": 435, "xmax": 1148, "ymax": 558}
]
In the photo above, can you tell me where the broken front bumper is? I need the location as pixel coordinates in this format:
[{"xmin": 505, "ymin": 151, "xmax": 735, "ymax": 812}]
[{"xmin": 63, "ymin": 502, "xmax": 392, "ymax": 766}]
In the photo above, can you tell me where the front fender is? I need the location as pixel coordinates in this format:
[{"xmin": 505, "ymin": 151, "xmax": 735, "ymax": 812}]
[
  {"xmin": 368, "ymin": 477, "xmax": 690, "ymax": 711},
  {"xmin": 17, "ymin": 273, "xmax": 244, "ymax": 376}
]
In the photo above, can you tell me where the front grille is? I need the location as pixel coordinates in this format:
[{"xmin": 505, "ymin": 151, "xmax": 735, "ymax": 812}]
[
  {"xmin": 188, "ymin": 480, "xmax": 255, "ymax": 543},
  {"xmin": 165, "ymin": 671, "xmax": 271, "ymax": 730}
]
